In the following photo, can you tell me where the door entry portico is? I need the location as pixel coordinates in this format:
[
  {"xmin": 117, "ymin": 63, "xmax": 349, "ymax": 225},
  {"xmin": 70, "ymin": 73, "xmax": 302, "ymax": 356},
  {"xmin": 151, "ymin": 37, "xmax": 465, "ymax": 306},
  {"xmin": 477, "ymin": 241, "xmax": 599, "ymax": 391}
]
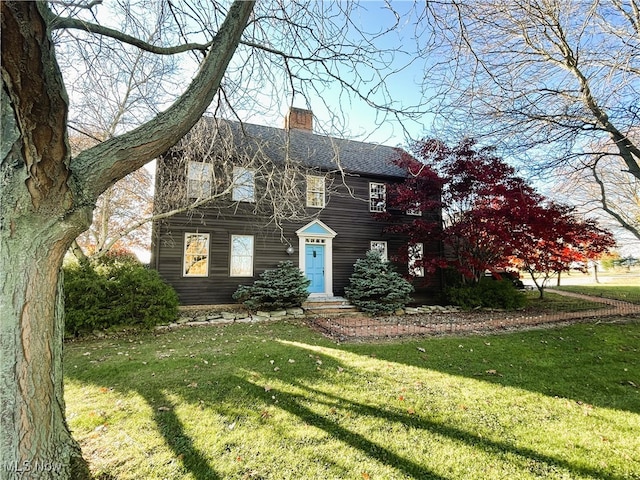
[{"xmin": 296, "ymin": 220, "xmax": 337, "ymax": 297}]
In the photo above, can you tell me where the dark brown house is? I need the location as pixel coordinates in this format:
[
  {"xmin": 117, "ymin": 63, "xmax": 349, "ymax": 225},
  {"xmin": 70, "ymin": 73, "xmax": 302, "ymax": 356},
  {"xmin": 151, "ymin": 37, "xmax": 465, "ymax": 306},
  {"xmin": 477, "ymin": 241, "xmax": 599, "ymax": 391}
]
[{"xmin": 150, "ymin": 108, "xmax": 441, "ymax": 305}]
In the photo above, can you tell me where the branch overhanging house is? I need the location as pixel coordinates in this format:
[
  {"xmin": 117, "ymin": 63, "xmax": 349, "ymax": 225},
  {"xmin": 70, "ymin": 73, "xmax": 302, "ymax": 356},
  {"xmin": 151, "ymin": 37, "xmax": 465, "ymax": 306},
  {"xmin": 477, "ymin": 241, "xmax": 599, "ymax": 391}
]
[{"xmin": 150, "ymin": 107, "xmax": 442, "ymax": 306}]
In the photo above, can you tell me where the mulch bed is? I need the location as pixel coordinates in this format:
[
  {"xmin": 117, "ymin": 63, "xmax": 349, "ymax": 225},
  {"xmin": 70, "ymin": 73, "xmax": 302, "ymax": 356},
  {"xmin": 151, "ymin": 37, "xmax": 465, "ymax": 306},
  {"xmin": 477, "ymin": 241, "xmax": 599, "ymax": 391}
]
[{"xmin": 308, "ymin": 308, "xmax": 638, "ymax": 341}]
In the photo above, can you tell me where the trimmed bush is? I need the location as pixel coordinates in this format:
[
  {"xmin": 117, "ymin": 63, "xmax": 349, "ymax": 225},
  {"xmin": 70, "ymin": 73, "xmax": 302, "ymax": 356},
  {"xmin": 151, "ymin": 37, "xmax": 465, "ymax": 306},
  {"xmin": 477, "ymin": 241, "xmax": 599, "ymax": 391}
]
[
  {"xmin": 446, "ymin": 278, "xmax": 526, "ymax": 310},
  {"xmin": 64, "ymin": 255, "xmax": 179, "ymax": 336},
  {"xmin": 233, "ymin": 261, "xmax": 311, "ymax": 311},
  {"xmin": 344, "ymin": 251, "xmax": 414, "ymax": 315}
]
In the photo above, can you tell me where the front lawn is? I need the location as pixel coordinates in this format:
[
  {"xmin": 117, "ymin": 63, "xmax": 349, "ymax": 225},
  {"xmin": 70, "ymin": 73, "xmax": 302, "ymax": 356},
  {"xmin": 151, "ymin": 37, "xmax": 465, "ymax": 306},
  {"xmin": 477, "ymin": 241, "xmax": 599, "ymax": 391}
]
[
  {"xmin": 555, "ymin": 285, "xmax": 640, "ymax": 305},
  {"xmin": 65, "ymin": 319, "xmax": 640, "ymax": 479},
  {"xmin": 524, "ymin": 289, "xmax": 609, "ymax": 312}
]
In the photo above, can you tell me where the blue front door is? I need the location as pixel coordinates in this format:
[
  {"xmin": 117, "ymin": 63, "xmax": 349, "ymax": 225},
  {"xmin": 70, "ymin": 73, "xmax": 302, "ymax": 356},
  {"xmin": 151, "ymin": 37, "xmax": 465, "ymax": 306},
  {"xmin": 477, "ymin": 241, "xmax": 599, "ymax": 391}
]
[{"xmin": 305, "ymin": 244, "xmax": 325, "ymax": 293}]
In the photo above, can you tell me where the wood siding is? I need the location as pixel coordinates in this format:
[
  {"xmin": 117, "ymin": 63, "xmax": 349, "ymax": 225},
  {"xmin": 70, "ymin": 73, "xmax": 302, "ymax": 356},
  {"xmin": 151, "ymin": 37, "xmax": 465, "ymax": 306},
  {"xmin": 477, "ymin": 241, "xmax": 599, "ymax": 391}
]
[{"xmin": 151, "ymin": 170, "xmax": 442, "ymax": 305}]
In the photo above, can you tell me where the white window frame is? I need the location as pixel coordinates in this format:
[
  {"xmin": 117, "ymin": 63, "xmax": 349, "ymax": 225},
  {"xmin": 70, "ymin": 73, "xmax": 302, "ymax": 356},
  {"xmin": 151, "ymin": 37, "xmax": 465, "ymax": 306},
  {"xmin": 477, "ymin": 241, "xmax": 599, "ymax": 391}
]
[
  {"xmin": 408, "ymin": 242, "xmax": 424, "ymax": 278},
  {"xmin": 370, "ymin": 241, "xmax": 388, "ymax": 262},
  {"xmin": 406, "ymin": 203, "xmax": 422, "ymax": 216},
  {"xmin": 230, "ymin": 234, "xmax": 254, "ymax": 277},
  {"xmin": 232, "ymin": 167, "xmax": 255, "ymax": 202},
  {"xmin": 187, "ymin": 161, "xmax": 212, "ymax": 199},
  {"xmin": 183, "ymin": 233, "xmax": 210, "ymax": 277},
  {"xmin": 306, "ymin": 175, "xmax": 325, "ymax": 208},
  {"xmin": 369, "ymin": 182, "xmax": 386, "ymax": 212}
]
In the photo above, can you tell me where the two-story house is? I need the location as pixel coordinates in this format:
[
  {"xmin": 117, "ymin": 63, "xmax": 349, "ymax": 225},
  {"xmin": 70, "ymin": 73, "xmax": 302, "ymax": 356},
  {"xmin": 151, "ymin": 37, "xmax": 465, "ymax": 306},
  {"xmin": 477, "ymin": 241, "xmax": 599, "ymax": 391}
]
[{"xmin": 150, "ymin": 108, "xmax": 442, "ymax": 305}]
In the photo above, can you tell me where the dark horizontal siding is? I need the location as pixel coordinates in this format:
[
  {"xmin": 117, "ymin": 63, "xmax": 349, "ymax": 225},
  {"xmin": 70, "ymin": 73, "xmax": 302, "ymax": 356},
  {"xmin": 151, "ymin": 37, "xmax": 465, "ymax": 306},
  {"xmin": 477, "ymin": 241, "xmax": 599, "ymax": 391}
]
[{"xmin": 151, "ymin": 172, "xmax": 442, "ymax": 305}]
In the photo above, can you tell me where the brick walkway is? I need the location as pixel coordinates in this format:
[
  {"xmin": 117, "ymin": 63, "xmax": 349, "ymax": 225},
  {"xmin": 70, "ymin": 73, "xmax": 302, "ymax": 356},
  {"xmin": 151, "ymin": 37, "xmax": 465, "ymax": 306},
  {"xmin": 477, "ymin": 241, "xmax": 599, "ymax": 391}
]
[{"xmin": 309, "ymin": 289, "xmax": 640, "ymax": 341}]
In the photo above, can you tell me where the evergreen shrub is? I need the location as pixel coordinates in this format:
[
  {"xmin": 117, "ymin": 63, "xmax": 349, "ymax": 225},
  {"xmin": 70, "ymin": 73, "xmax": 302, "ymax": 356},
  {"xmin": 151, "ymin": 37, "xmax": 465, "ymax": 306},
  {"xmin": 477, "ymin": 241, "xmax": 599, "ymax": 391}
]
[
  {"xmin": 344, "ymin": 251, "xmax": 414, "ymax": 315},
  {"xmin": 64, "ymin": 255, "xmax": 179, "ymax": 336},
  {"xmin": 445, "ymin": 278, "xmax": 526, "ymax": 310},
  {"xmin": 233, "ymin": 261, "xmax": 311, "ymax": 311}
]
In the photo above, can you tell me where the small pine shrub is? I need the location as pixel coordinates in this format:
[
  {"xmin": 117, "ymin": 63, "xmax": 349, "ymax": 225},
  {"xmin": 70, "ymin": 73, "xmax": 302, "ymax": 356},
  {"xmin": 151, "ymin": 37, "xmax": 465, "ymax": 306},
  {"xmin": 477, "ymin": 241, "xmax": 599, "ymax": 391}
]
[
  {"xmin": 446, "ymin": 278, "xmax": 526, "ymax": 310},
  {"xmin": 64, "ymin": 255, "xmax": 179, "ymax": 336},
  {"xmin": 233, "ymin": 261, "xmax": 311, "ymax": 311},
  {"xmin": 344, "ymin": 251, "xmax": 414, "ymax": 315}
]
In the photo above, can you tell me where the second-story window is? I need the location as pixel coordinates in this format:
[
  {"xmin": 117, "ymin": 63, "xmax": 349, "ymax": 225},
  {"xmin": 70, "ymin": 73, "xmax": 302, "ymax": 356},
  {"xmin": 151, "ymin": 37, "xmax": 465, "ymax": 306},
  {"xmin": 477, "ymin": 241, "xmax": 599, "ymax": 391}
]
[
  {"xmin": 187, "ymin": 161, "xmax": 212, "ymax": 199},
  {"xmin": 369, "ymin": 182, "xmax": 386, "ymax": 212},
  {"xmin": 306, "ymin": 175, "xmax": 325, "ymax": 208},
  {"xmin": 232, "ymin": 167, "xmax": 255, "ymax": 202}
]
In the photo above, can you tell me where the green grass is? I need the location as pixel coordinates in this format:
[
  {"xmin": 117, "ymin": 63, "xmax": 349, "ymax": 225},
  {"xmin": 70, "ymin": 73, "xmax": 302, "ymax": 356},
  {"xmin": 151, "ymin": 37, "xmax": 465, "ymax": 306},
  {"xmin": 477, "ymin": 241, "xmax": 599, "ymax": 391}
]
[
  {"xmin": 524, "ymin": 290, "xmax": 609, "ymax": 312},
  {"xmin": 555, "ymin": 269, "xmax": 640, "ymax": 287},
  {"xmin": 64, "ymin": 319, "xmax": 640, "ymax": 479},
  {"xmin": 554, "ymin": 285, "xmax": 640, "ymax": 304}
]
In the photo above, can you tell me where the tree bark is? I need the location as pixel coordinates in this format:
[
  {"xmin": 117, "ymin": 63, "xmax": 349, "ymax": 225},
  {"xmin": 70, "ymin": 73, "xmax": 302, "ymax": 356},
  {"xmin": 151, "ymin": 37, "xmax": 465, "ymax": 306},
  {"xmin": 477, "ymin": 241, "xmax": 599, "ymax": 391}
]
[
  {"xmin": 1, "ymin": 3, "xmax": 90, "ymax": 477},
  {"xmin": 1, "ymin": 1, "xmax": 254, "ymax": 477}
]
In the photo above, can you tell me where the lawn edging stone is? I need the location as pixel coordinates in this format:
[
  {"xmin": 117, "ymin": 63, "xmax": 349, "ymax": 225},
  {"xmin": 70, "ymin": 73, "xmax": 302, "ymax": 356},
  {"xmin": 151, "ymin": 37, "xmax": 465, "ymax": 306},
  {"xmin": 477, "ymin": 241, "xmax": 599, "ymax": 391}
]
[
  {"xmin": 164, "ymin": 304, "xmax": 467, "ymax": 331},
  {"xmin": 158, "ymin": 305, "xmax": 308, "ymax": 330}
]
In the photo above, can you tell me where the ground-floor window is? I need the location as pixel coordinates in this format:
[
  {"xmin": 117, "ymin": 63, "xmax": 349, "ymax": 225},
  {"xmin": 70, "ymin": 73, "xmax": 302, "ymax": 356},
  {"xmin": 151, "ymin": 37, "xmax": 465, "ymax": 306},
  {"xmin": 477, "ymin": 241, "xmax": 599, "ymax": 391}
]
[
  {"xmin": 370, "ymin": 240, "xmax": 388, "ymax": 262},
  {"xmin": 408, "ymin": 242, "xmax": 424, "ymax": 277},
  {"xmin": 230, "ymin": 234, "xmax": 254, "ymax": 276},
  {"xmin": 184, "ymin": 233, "xmax": 210, "ymax": 276}
]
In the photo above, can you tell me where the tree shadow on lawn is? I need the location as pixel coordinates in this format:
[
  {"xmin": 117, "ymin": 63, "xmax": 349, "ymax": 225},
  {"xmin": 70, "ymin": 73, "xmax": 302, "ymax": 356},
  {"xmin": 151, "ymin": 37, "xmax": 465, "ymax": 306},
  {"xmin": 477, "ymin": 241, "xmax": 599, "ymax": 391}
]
[
  {"xmin": 65, "ymin": 325, "xmax": 633, "ymax": 480},
  {"xmin": 246, "ymin": 379, "xmax": 625, "ymax": 480},
  {"xmin": 150, "ymin": 390, "xmax": 223, "ymax": 480},
  {"xmin": 341, "ymin": 319, "xmax": 640, "ymax": 414}
]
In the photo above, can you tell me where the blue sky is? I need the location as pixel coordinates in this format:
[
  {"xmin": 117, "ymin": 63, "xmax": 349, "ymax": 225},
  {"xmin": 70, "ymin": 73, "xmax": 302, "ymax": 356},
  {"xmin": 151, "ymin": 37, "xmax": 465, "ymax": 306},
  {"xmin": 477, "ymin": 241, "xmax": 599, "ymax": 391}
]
[{"xmin": 223, "ymin": 1, "xmax": 436, "ymax": 149}]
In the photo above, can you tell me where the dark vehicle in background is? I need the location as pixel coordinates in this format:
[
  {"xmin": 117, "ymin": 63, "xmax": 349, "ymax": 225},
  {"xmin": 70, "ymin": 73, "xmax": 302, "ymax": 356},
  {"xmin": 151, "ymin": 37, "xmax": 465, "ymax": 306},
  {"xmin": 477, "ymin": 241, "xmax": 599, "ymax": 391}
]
[{"xmin": 485, "ymin": 270, "xmax": 525, "ymax": 289}]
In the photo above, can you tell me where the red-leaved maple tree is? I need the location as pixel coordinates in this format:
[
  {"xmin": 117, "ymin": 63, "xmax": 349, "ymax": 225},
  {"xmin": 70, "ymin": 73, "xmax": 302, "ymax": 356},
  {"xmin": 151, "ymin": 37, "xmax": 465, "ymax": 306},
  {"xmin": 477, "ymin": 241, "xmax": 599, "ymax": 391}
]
[
  {"xmin": 379, "ymin": 146, "xmax": 444, "ymax": 276},
  {"xmin": 508, "ymin": 201, "xmax": 616, "ymax": 297},
  {"xmin": 384, "ymin": 138, "xmax": 615, "ymax": 296}
]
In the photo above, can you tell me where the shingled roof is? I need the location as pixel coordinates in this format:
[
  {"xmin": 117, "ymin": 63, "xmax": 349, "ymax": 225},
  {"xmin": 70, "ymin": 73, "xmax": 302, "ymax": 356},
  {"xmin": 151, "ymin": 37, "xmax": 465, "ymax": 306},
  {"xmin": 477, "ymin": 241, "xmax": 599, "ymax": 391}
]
[{"xmin": 204, "ymin": 116, "xmax": 408, "ymax": 179}]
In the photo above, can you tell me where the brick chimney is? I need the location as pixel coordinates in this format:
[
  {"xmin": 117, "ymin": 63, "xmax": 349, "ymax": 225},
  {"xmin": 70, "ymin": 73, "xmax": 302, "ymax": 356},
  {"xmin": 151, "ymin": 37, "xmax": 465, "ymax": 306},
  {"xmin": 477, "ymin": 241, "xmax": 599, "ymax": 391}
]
[{"xmin": 285, "ymin": 107, "xmax": 313, "ymax": 132}]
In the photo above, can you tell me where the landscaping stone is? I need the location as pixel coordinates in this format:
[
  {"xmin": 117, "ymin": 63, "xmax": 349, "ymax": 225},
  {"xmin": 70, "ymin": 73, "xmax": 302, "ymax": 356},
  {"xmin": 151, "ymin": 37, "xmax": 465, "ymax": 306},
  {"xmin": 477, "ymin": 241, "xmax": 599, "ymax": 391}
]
[
  {"xmin": 188, "ymin": 321, "xmax": 210, "ymax": 327},
  {"xmin": 159, "ymin": 305, "xmax": 313, "ymax": 330}
]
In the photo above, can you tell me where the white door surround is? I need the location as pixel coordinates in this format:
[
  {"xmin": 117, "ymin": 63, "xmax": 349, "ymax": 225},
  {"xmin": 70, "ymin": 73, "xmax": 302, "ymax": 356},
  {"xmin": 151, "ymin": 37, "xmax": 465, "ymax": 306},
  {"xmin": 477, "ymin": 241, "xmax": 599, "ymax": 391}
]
[{"xmin": 295, "ymin": 220, "xmax": 337, "ymax": 297}]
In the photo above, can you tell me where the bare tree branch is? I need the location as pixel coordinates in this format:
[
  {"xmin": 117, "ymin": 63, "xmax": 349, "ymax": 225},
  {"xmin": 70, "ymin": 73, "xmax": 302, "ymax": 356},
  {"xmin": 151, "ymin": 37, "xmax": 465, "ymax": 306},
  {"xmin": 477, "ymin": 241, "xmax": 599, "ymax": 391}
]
[
  {"xmin": 422, "ymin": 0, "xmax": 639, "ymax": 237},
  {"xmin": 71, "ymin": 1, "xmax": 255, "ymax": 200},
  {"xmin": 48, "ymin": 13, "xmax": 213, "ymax": 54}
]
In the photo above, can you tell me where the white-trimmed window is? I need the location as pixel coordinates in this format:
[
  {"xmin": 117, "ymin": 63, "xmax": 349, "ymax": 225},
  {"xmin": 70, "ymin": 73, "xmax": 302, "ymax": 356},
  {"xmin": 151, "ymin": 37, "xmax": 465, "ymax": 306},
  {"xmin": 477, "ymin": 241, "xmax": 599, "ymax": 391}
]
[
  {"xmin": 232, "ymin": 167, "xmax": 255, "ymax": 202},
  {"xmin": 407, "ymin": 203, "xmax": 422, "ymax": 216},
  {"xmin": 230, "ymin": 235, "xmax": 254, "ymax": 277},
  {"xmin": 306, "ymin": 175, "xmax": 325, "ymax": 208},
  {"xmin": 183, "ymin": 233, "xmax": 209, "ymax": 277},
  {"xmin": 408, "ymin": 242, "xmax": 424, "ymax": 277},
  {"xmin": 187, "ymin": 161, "xmax": 212, "ymax": 199},
  {"xmin": 369, "ymin": 182, "xmax": 386, "ymax": 212},
  {"xmin": 370, "ymin": 241, "xmax": 388, "ymax": 262}
]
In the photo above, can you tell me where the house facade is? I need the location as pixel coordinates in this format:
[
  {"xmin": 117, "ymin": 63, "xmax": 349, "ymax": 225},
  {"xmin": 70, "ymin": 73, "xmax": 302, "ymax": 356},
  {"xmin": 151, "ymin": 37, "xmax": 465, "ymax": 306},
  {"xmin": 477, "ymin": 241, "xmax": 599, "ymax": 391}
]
[{"xmin": 150, "ymin": 108, "xmax": 442, "ymax": 305}]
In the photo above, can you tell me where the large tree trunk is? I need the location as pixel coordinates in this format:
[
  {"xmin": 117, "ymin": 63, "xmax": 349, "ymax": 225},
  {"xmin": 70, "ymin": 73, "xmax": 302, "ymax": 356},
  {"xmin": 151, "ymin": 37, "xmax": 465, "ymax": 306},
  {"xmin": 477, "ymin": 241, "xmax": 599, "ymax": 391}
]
[
  {"xmin": 0, "ymin": 218, "xmax": 91, "ymax": 479},
  {"xmin": 1, "ymin": 3, "xmax": 91, "ymax": 477},
  {"xmin": 1, "ymin": 1, "xmax": 254, "ymax": 477}
]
